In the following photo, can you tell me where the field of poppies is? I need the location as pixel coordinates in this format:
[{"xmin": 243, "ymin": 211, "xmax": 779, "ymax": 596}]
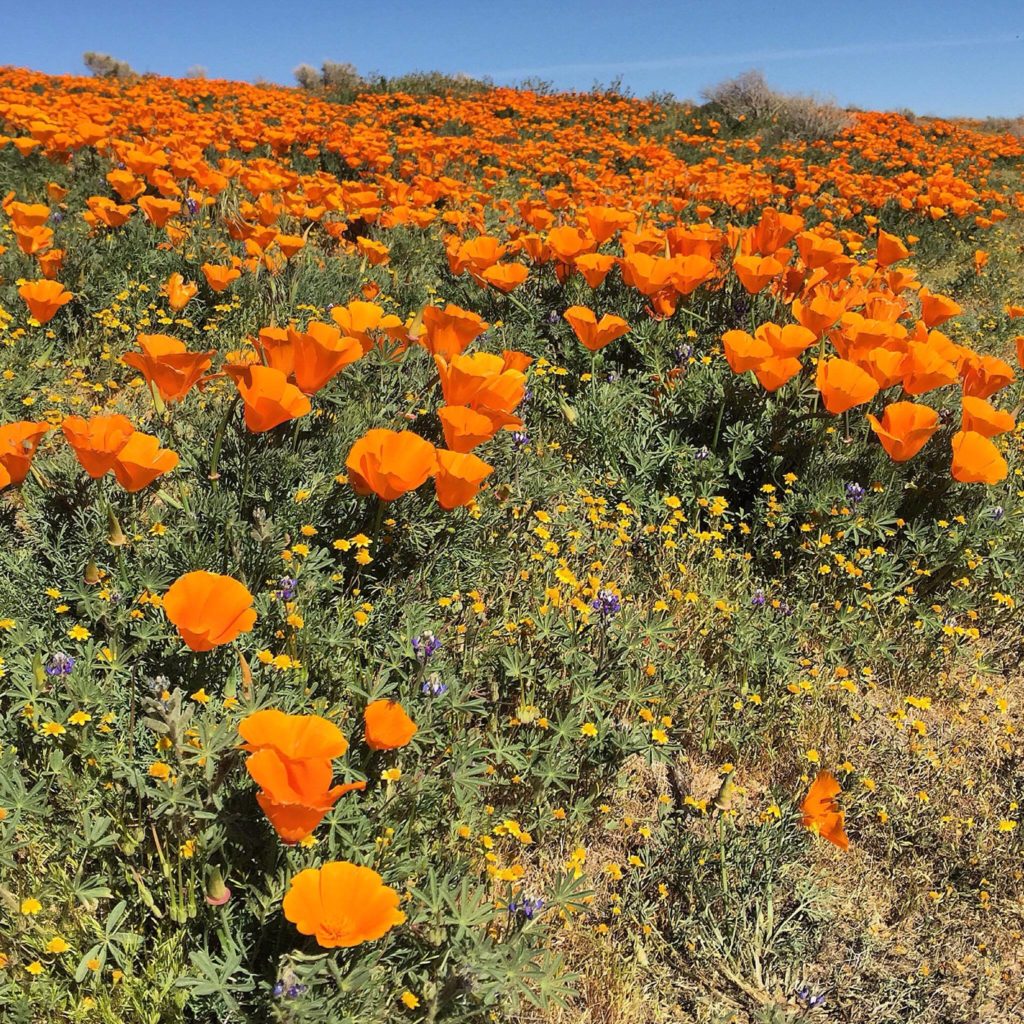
[{"xmin": 0, "ymin": 65, "xmax": 1022, "ymax": 1023}]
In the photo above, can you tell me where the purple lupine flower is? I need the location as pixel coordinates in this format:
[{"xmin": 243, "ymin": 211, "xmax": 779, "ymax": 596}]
[
  {"xmin": 750, "ymin": 589, "xmax": 766, "ymax": 608},
  {"xmin": 845, "ymin": 482, "xmax": 865, "ymax": 505},
  {"xmin": 44, "ymin": 652, "xmax": 75, "ymax": 677},
  {"xmin": 591, "ymin": 589, "xmax": 621, "ymax": 620},
  {"xmin": 276, "ymin": 576, "xmax": 297, "ymax": 600},
  {"xmin": 421, "ymin": 673, "xmax": 448, "ymax": 697},
  {"xmin": 412, "ymin": 631, "xmax": 442, "ymax": 662},
  {"xmin": 694, "ymin": 446, "xmax": 710, "ymax": 461},
  {"xmin": 990, "ymin": 506, "xmax": 1004, "ymax": 522},
  {"xmin": 512, "ymin": 430, "xmax": 530, "ymax": 447},
  {"xmin": 508, "ymin": 896, "xmax": 544, "ymax": 920}
]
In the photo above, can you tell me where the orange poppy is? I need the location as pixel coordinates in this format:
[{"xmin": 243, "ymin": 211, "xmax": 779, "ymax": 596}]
[
  {"xmin": 960, "ymin": 354, "xmax": 1015, "ymax": 400},
  {"xmin": 417, "ymin": 304, "xmax": 488, "ymax": 359},
  {"xmin": 434, "ymin": 353, "xmax": 526, "ymax": 421},
  {"xmin": 162, "ymin": 273, "xmax": 198, "ymax": 312},
  {"xmin": 481, "ymin": 263, "xmax": 528, "ymax": 292},
  {"xmin": 346, "ymin": 428, "xmax": 436, "ymax": 501},
  {"xmin": 330, "ymin": 300, "xmax": 406, "ymax": 354},
  {"xmin": 753, "ymin": 355, "xmax": 804, "ymax": 392},
  {"xmin": 0, "ymin": 420, "xmax": 50, "ymax": 486},
  {"xmin": 434, "ymin": 449, "xmax": 493, "ymax": 509},
  {"xmin": 225, "ymin": 364, "xmax": 311, "ymax": 432},
  {"xmin": 875, "ymin": 231, "xmax": 909, "ymax": 266},
  {"xmin": 163, "ymin": 571, "xmax": 257, "ymax": 651},
  {"xmin": 865, "ymin": 402, "xmax": 939, "ymax": 461},
  {"xmin": 733, "ymin": 254, "xmax": 784, "ymax": 294},
  {"xmin": 438, "ymin": 405, "xmax": 499, "ymax": 453},
  {"xmin": 721, "ymin": 329, "xmax": 772, "ymax": 374},
  {"xmin": 137, "ymin": 195, "xmax": 180, "ymax": 228},
  {"xmin": 282, "ymin": 862, "xmax": 405, "ymax": 948},
  {"xmin": 18, "ymin": 279, "xmax": 72, "ymax": 324},
  {"xmin": 961, "ymin": 396, "xmax": 1015, "ymax": 438},
  {"xmin": 364, "ymin": 699, "xmax": 418, "ymax": 750},
  {"xmin": 816, "ymin": 358, "xmax": 879, "ymax": 414},
  {"xmin": 201, "ymin": 263, "xmax": 242, "ymax": 292},
  {"xmin": 287, "ymin": 322, "xmax": 362, "ymax": 394},
  {"xmin": 122, "ymin": 334, "xmax": 215, "ymax": 403},
  {"xmin": 918, "ymin": 288, "xmax": 961, "ymax": 328},
  {"xmin": 61, "ymin": 414, "xmax": 135, "ymax": 477},
  {"xmin": 563, "ymin": 306, "xmax": 630, "ymax": 352},
  {"xmin": 574, "ymin": 253, "xmax": 616, "ymax": 288},
  {"xmin": 900, "ymin": 342, "xmax": 958, "ymax": 396},
  {"xmin": 239, "ymin": 709, "xmax": 349, "ymax": 761},
  {"xmin": 950, "ymin": 431, "xmax": 1007, "ymax": 484},
  {"xmin": 110, "ymin": 431, "xmax": 179, "ymax": 492},
  {"xmin": 801, "ymin": 771, "xmax": 849, "ymax": 850}
]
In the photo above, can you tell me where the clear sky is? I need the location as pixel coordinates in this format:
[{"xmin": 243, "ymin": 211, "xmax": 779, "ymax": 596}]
[{"xmin": 1, "ymin": 0, "xmax": 1021, "ymax": 118}]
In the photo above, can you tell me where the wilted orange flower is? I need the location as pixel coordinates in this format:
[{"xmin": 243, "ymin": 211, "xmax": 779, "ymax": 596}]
[
  {"xmin": 961, "ymin": 396, "xmax": 1015, "ymax": 438},
  {"xmin": 434, "ymin": 449, "xmax": 493, "ymax": 509},
  {"xmin": 110, "ymin": 431, "xmax": 179, "ymax": 492},
  {"xmin": 163, "ymin": 571, "xmax": 257, "ymax": 651},
  {"xmin": 283, "ymin": 862, "xmax": 405, "ymax": 948},
  {"xmin": 950, "ymin": 430, "xmax": 1007, "ymax": 484},
  {"xmin": 865, "ymin": 402, "xmax": 939, "ymax": 462},
  {"xmin": 417, "ymin": 304, "xmax": 488, "ymax": 359},
  {"xmin": 201, "ymin": 263, "xmax": 242, "ymax": 292},
  {"xmin": 122, "ymin": 335, "xmax": 214, "ymax": 403},
  {"xmin": 438, "ymin": 405, "xmax": 499, "ymax": 453},
  {"xmin": 346, "ymin": 429, "xmax": 436, "ymax": 501},
  {"xmin": 162, "ymin": 273, "xmax": 198, "ymax": 311},
  {"xmin": 225, "ymin": 364, "xmax": 311, "ymax": 432},
  {"xmin": 563, "ymin": 305, "xmax": 630, "ymax": 352},
  {"xmin": 801, "ymin": 771, "xmax": 849, "ymax": 850},
  {"xmin": 0, "ymin": 421, "xmax": 50, "ymax": 487},
  {"xmin": 816, "ymin": 358, "xmax": 879, "ymax": 414},
  {"xmin": 364, "ymin": 699, "xmax": 418, "ymax": 750},
  {"xmin": 18, "ymin": 279, "xmax": 72, "ymax": 324},
  {"xmin": 61, "ymin": 414, "xmax": 135, "ymax": 477}
]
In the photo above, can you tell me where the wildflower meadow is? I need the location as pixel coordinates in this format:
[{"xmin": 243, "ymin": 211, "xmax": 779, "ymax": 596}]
[{"xmin": 0, "ymin": 60, "xmax": 1022, "ymax": 1024}]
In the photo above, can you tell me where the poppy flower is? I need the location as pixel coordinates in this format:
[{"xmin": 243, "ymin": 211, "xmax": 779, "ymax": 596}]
[
  {"xmin": 574, "ymin": 253, "xmax": 616, "ymax": 288},
  {"xmin": 364, "ymin": 699, "xmax": 418, "ymax": 750},
  {"xmin": 801, "ymin": 771, "xmax": 849, "ymax": 850},
  {"xmin": 900, "ymin": 342, "xmax": 958, "ymax": 396},
  {"xmin": 18, "ymin": 279, "xmax": 73, "ymax": 324},
  {"xmin": 865, "ymin": 402, "xmax": 939, "ymax": 462},
  {"xmin": 122, "ymin": 334, "xmax": 215, "ymax": 403},
  {"xmin": 346, "ymin": 429, "xmax": 436, "ymax": 501},
  {"xmin": 875, "ymin": 231, "xmax": 909, "ymax": 266},
  {"xmin": 434, "ymin": 353, "xmax": 526, "ymax": 419},
  {"xmin": 481, "ymin": 263, "xmax": 528, "ymax": 293},
  {"xmin": 563, "ymin": 306, "xmax": 630, "ymax": 352},
  {"xmin": 417, "ymin": 305, "xmax": 488, "ymax": 359},
  {"xmin": 225, "ymin": 364, "xmax": 311, "ymax": 432},
  {"xmin": 721, "ymin": 329, "xmax": 773, "ymax": 374},
  {"xmin": 282, "ymin": 861, "xmax": 405, "ymax": 948},
  {"xmin": 434, "ymin": 449, "xmax": 493, "ymax": 509},
  {"xmin": 753, "ymin": 356, "xmax": 804, "ymax": 392},
  {"xmin": 61, "ymin": 414, "xmax": 136, "ymax": 477},
  {"xmin": 950, "ymin": 431, "xmax": 1007, "ymax": 484},
  {"xmin": 162, "ymin": 273, "xmax": 197, "ymax": 312},
  {"xmin": 438, "ymin": 405, "xmax": 498, "ymax": 453},
  {"xmin": 918, "ymin": 288, "xmax": 961, "ymax": 329},
  {"xmin": 239, "ymin": 709, "xmax": 349, "ymax": 761},
  {"xmin": 960, "ymin": 354, "xmax": 1015, "ymax": 400},
  {"xmin": 137, "ymin": 195, "xmax": 180, "ymax": 228},
  {"xmin": 961, "ymin": 397, "xmax": 1015, "ymax": 438},
  {"xmin": 287, "ymin": 322, "xmax": 362, "ymax": 394},
  {"xmin": 330, "ymin": 300, "xmax": 406, "ymax": 353},
  {"xmin": 733, "ymin": 254, "xmax": 784, "ymax": 294},
  {"xmin": 816, "ymin": 358, "xmax": 879, "ymax": 414},
  {"xmin": 110, "ymin": 431, "xmax": 179, "ymax": 492},
  {"xmin": 201, "ymin": 263, "xmax": 242, "ymax": 292},
  {"xmin": 163, "ymin": 571, "xmax": 257, "ymax": 651},
  {"xmin": 0, "ymin": 420, "xmax": 50, "ymax": 486}
]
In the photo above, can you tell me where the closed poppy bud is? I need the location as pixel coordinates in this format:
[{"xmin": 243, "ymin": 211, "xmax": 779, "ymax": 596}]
[
  {"xmin": 0, "ymin": 421, "xmax": 50, "ymax": 486},
  {"xmin": 345, "ymin": 429, "xmax": 436, "ymax": 501},
  {"xmin": 62, "ymin": 414, "xmax": 136, "ymax": 477},
  {"xmin": 205, "ymin": 868, "xmax": 232, "ymax": 907},
  {"xmin": 283, "ymin": 862, "xmax": 405, "ymax": 948},
  {"xmin": 18, "ymin": 279, "xmax": 73, "ymax": 324},
  {"xmin": 364, "ymin": 699, "xmax": 418, "ymax": 750},
  {"xmin": 123, "ymin": 335, "xmax": 214, "ymax": 404},
  {"xmin": 865, "ymin": 402, "xmax": 939, "ymax": 462},
  {"xmin": 950, "ymin": 431, "xmax": 1008, "ymax": 485},
  {"xmin": 434, "ymin": 449, "xmax": 493, "ymax": 509},
  {"xmin": 225, "ymin": 364, "xmax": 311, "ymax": 433},
  {"xmin": 163, "ymin": 571, "xmax": 257, "ymax": 651},
  {"xmin": 110, "ymin": 431, "xmax": 179, "ymax": 492},
  {"xmin": 106, "ymin": 507, "xmax": 128, "ymax": 547}
]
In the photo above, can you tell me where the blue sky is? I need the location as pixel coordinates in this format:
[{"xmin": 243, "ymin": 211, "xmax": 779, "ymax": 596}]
[{"xmin": 2, "ymin": 0, "xmax": 1022, "ymax": 117}]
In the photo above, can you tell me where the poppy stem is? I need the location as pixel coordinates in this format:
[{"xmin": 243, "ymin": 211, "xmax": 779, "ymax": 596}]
[{"xmin": 209, "ymin": 395, "xmax": 240, "ymax": 486}]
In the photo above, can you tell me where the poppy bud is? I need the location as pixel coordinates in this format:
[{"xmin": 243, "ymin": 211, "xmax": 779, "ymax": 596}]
[
  {"xmin": 205, "ymin": 868, "xmax": 232, "ymax": 906},
  {"xmin": 107, "ymin": 508, "xmax": 128, "ymax": 547},
  {"xmin": 84, "ymin": 560, "xmax": 102, "ymax": 585}
]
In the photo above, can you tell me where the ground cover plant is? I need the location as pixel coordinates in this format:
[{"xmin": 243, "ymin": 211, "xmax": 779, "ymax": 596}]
[{"xmin": 0, "ymin": 64, "xmax": 1022, "ymax": 1024}]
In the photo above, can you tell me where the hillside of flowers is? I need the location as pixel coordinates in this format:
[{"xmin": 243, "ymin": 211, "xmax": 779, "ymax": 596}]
[{"xmin": 0, "ymin": 65, "xmax": 1022, "ymax": 1023}]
